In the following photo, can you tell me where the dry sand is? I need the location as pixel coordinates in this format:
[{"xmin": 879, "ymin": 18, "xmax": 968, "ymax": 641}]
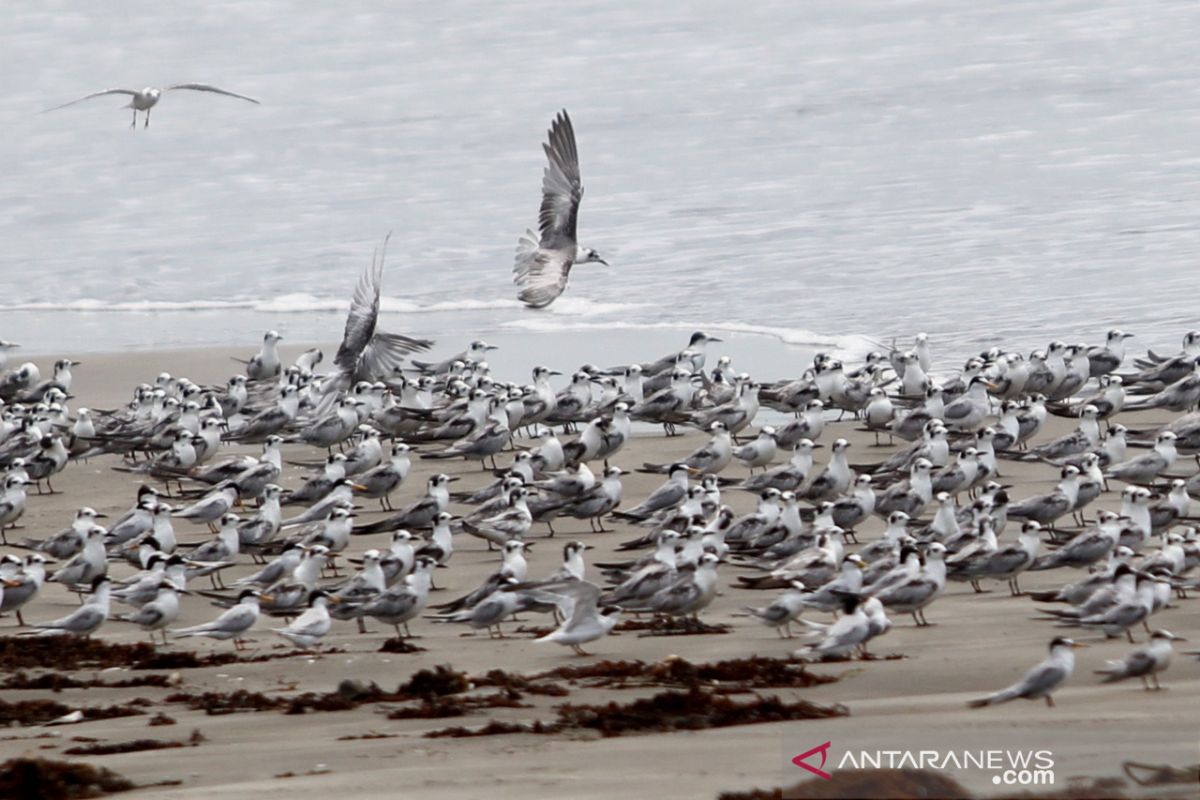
[{"xmin": 0, "ymin": 345, "xmax": 1197, "ymax": 799}]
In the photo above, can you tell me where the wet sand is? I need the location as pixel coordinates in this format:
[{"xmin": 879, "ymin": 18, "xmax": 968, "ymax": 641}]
[{"xmin": 0, "ymin": 345, "xmax": 1197, "ymax": 799}]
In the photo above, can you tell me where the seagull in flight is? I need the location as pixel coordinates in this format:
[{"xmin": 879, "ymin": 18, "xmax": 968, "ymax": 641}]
[
  {"xmin": 512, "ymin": 110, "xmax": 606, "ymax": 308},
  {"xmin": 43, "ymin": 83, "xmax": 260, "ymax": 129},
  {"xmin": 315, "ymin": 235, "xmax": 433, "ymax": 412}
]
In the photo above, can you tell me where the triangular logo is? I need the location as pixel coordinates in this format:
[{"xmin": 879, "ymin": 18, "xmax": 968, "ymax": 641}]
[{"xmin": 792, "ymin": 741, "xmax": 832, "ymax": 780}]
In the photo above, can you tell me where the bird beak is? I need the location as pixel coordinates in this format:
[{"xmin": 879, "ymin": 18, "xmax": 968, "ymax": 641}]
[
  {"xmin": 2, "ymin": 580, "xmax": 21, "ymax": 588},
  {"xmin": 327, "ymin": 595, "xmax": 343, "ymax": 605},
  {"xmin": 93, "ymin": 512, "xmax": 108, "ymax": 518},
  {"xmin": 708, "ymin": 337, "xmax": 723, "ymax": 343},
  {"xmin": 984, "ymin": 381, "xmax": 1000, "ymax": 391},
  {"xmin": 548, "ymin": 370, "xmax": 563, "ymax": 376},
  {"xmin": 1069, "ymin": 642, "xmax": 1089, "ymax": 649},
  {"xmin": 583, "ymin": 544, "xmax": 595, "ymax": 550},
  {"xmin": 596, "ymin": 258, "xmax": 609, "ymax": 266},
  {"xmin": 258, "ymin": 594, "xmax": 275, "ymax": 603},
  {"xmin": 445, "ymin": 476, "xmax": 460, "ymax": 483},
  {"xmin": 1122, "ymin": 333, "xmax": 1134, "ymax": 339},
  {"xmin": 351, "ymin": 484, "xmax": 369, "ymax": 492},
  {"xmin": 485, "ymin": 345, "xmax": 499, "ymax": 351},
  {"xmin": 71, "ymin": 360, "xmax": 82, "ymax": 366}
]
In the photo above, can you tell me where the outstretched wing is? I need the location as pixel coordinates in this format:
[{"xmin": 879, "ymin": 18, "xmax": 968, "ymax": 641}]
[
  {"xmin": 360, "ymin": 331, "xmax": 433, "ymax": 381},
  {"xmin": 538, "ymin": 110, "xmax": 583, "ymax": 248},
  {"xmin": 335, "ymin": 243, "xmax": 385, "ymax": 375},
  {"xmin": 164, "ymin": 83, "xmax": 260, "ymax": 104},
  {"xmin": 512, "ymin": 230, "xmax": 573, "ymax": 308},
  {"xmin": 41, "ymin": 88, "xmax": 136, "ymax": 113},
  {"xmin": 331, "ymin": 236, "xmax": 433, "ymax": 384}
]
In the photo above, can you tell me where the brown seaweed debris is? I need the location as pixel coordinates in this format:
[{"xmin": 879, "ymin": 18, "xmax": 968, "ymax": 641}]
[
  {"xmin": 804, "ymin": 651, "xmax": 906, "ymax": 664},
  {"xmin": 146, "ymin": 712, "xmax": 176, "ymax": 727},
  {"xmin": 617, "ymin": 617, "xmax": 732, "ymax": 636},
  {"xmin": 163, "ymin": 666, "xmax": 514, "ymax": 719},
  {"xmin": 469, "ymin": 669, "xmax": 570, "ymax": 697},
  {"xmin": 0, "ymin": 757, "xmax": 135, "ymax": 799},
  {"xmin": 386, "ymin": 691, "xmax": 528, "ymax": 720},
  {"xmin": 273, "ymin": 767, "xmax": 332, "ymax": 779},
  {"xmin": 378, "ymin": 637, "xmax": 426, "ymax": 653},
  {"xmin": 62, "ymin": 729, "xmax": 205, "ymax": 757},
  {"xmin": 381, "ymin": 666, "xmax": 528, "ymax": 719},
  {"xmin": 558, "ymin": 688, "xmax": 846, "ymax": 736},
  {"xmin": 336, "ymin": 731, "xmax": 397, "ymax": 741},
  {"xmin": 426, "ymin": 687, "xmax": 846, "ymax": 739},
  {"xmin": 0, "ymin": 672, "xmax": 172, "ymax": 692},
  {"xmin": 0, "ymin": 699, "xmax": 146, "ymax": 728},
  {"xmin": 426, "ymin": 720, "xmax": 556, "ymax": 738},
  {"xmin": 396, "ymin": 665, "xmax": 470, "ymax": 698},
  {"xmin": 62, "ymin": 739, "xmax": 185, "ymax": 757},
  {"xmin": 163, "ymin": 689, "xmax": 284, "ymax": 715},
  {"xmin": 164, "ymin": 687, "xmax": 374, "ymax": 716},
  {"xmin": 0, "ymin": 637, "xmax": 340, "ymax": 673},
  {"xmin": 0, "ymin": 638, "xmax": 159, "ymax": 672},
  {"xmin": 531, "ymin": 655, "xmax": 838, "ymax": 691}
]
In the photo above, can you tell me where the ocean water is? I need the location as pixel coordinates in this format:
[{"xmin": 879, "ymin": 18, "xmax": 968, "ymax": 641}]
[{"xmin": 2, "ymin": 0, "xmax": 1198, "ymax": 372}]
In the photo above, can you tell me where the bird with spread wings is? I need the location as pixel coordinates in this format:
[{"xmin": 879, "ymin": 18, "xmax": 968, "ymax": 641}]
[{"xmin": 512, "ymin": 110, "xmax": 607, "ymax": 308}]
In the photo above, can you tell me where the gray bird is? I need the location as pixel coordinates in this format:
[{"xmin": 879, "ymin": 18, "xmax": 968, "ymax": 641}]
[
  {"xmin": 1104, "ymin": 432, "xmax": 1177, "ymax": 485},
  {"xmin": 1095, "ymin": 630, "xmax": 1184, "ymax": 690},
  {"xmin": 26, "ymin": 576, "xmax": 111, "ymax": 637},
  {"xmin": 968, "ymin": 637, "xmax": 1085, "ymax": 708},
  {"xmin": 533, "ymin": 580, "xmax": 622, "ymax": 655},
  {"xmin": 43, "ymin": 82, "xmax": 260, "ymax": 129},
  {"xmin": 172, "ymin": 589, "xmax": 266, "ymax": 650},
  {"xmin": 313, "ymin": 237, "xmax": 433, "ymax": 412},
  {"xmin": 612, "ymin": 464, "xmax": 690, "ymax": 521},
  {"xmin": 512, "ymin": 110, "xmax": 606, "ymax": 308},
  {"xmin": 173, "ymin": 482, "xmax": 239, "ymax": 527}
]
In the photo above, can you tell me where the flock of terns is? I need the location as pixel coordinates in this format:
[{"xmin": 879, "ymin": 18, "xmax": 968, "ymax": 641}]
[
  {"xmin": 7, "ymin": 93, "xmax": 1200, "ymax": 709},
  {"xmin": 0, "ymin": 289, "xmax": 1199, "ymax": 710}
]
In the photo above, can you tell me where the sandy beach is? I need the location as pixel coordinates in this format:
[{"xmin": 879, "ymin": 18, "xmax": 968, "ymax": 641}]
[{"xmin": 0, "ymin": 344, "xmax": 1196, "ymax": 800}]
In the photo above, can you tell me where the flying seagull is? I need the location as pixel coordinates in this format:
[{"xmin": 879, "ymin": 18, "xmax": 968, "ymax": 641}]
[
  {"xmin": 315, "ymin": 235, "xmax": 433, "ymax": 412},
  {"xmin": 43, "ymin": 83, "xmax": 260, "ymax": 129},
  {"xmin": 512, "ymin": 110, "xmax": 606, "ymax": 308}
]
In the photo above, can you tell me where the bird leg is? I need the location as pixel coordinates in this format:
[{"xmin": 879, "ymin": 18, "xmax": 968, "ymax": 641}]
[
  {"xmin": 1044, "ymin": 695, "xmax": 1054, "ymax": 707},
  {"xmin": 144, "ymin": 108, "xmax": 151, "ymax": 129},
  {"xmin": 571, "ymin": 644, "xmax": 589, "ymax": 656},
  {"xmin": 131, "ymin": 109, "xmax": 137, "ymax": 129}
]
